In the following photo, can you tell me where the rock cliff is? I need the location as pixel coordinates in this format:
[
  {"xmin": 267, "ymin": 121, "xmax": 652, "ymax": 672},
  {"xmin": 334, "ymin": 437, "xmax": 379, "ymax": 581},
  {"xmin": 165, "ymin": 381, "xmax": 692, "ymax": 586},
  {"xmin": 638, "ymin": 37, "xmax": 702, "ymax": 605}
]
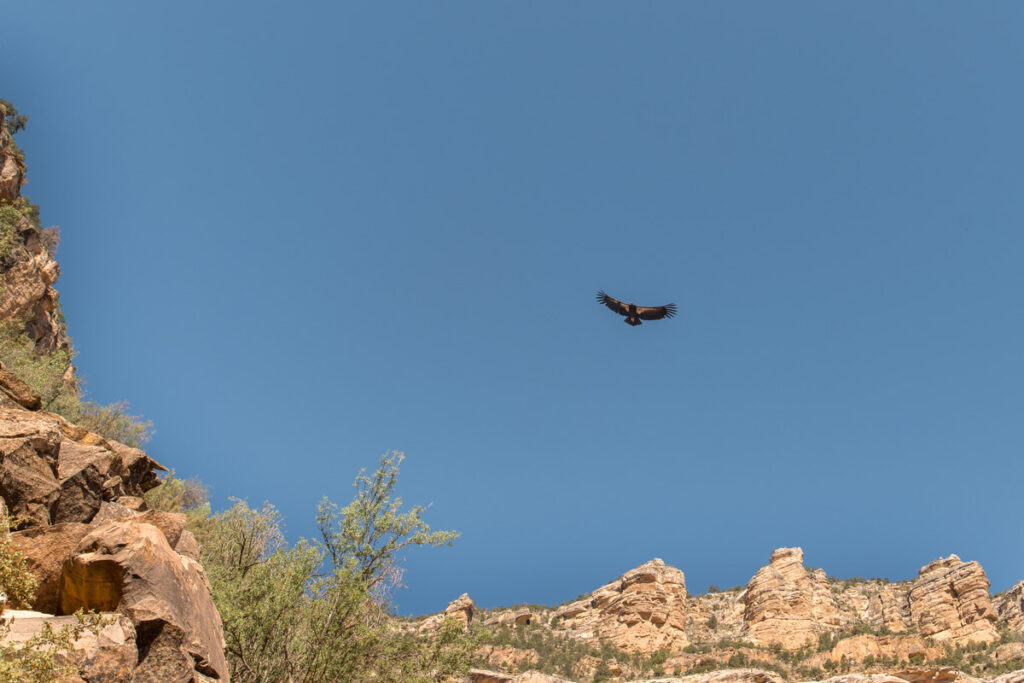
[
  {"xmin": 553, "ymin": 558, "xmax": 689, "ymax": 653},
  {"xmin": 908, "ymin": 555, "xmax": 998, "ymax": 645},
  {"xmin": 0, "ymin": 101, "xmax": 227, "ymax": 681},
  {"xmin": 740, "ymin": 547, "xmax": 840, "ymax": 648},
  {"xmin": 0, "ymin": 103, "xmax": 70, "ymax": 355},
  {"xmin": 424, "ymin": 547, "xmax": 1023, "ymax": 682}
]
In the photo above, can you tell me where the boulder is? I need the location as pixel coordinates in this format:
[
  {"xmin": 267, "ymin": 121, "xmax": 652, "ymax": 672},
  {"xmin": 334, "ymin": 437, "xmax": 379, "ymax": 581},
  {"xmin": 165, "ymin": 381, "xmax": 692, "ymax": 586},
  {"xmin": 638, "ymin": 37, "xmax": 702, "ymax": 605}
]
[
  {"xmin": 445, "ymin": 592, "xmax": 476, "ymax": 629},
  {"xmin": 0, "ymin": 407, "xmax": 63, "ymax": 526},
  {"xmin": 60, "ymin": 518, "xmax": 228, "ymax": 681},
  {"xmin": 0, "ymin": 407, "xmax": 166, "ymax": 528},
  {"xmin": 0, "ymin": 361, "xmax": 41, "ymax": 409},
  {"xmin": 8, "ymin": 521, "xmax": 92, "ymax": 613}
]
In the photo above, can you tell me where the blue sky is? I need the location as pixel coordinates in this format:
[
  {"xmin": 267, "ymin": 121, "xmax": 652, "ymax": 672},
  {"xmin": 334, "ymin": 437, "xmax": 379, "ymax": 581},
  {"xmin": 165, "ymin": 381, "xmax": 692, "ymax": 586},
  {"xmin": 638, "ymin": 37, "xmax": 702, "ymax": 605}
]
[{"xmin": 3, "ymin": 2, "xmax": 1023, "ymax": 615}]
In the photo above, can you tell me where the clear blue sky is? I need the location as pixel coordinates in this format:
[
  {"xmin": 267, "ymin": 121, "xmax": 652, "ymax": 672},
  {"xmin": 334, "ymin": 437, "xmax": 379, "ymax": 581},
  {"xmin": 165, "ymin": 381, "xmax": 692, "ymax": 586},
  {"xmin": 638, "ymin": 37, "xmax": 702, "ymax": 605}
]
[{"xmin": 4, "ymin": 2, "xmax": 1023, "ymax": 615}]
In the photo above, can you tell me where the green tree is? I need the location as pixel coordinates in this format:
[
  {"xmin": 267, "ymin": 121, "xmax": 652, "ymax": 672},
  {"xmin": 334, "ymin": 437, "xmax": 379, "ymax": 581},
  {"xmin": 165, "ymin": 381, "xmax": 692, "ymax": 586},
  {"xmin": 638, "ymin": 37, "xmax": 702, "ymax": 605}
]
[
  {"xmin": 315, "ymin": 451, "xmax": 459, "ymax": 595},
  {"xmin": 146, "ymin": 451, "xmax": 471, "ymax": 683},
  {"xmin": 0, "ymin": 99, "xmax": 28, "ymax": 134}
]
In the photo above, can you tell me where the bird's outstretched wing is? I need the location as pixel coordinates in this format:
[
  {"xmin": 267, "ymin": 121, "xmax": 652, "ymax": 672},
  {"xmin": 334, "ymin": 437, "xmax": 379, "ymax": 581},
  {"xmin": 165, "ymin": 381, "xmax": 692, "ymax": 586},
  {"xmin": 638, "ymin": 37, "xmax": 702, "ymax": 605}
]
[
  {"xmin": 596, "ymin": 290, "xmax": 630, "ymax": 317},
  {"xmin": 637, "ymin": 303, "xmax": 677, "ymax": 320}
]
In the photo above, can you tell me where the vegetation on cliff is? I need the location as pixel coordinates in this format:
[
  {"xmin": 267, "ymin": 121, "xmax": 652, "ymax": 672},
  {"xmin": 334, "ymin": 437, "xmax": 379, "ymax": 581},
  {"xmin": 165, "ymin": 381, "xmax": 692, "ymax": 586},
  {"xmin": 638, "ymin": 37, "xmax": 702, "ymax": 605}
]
[{"xmin": 0, "ymin": 100, "xmax": 152, "ymax": 447}]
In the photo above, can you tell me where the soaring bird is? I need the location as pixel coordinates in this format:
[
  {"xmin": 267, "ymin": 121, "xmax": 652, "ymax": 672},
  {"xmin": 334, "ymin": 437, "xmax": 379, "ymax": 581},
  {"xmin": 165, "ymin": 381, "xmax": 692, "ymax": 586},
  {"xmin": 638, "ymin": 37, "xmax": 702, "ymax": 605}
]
[{"xmin": 596, "ymin": 290, "xmax": 677, "ymax": 327}]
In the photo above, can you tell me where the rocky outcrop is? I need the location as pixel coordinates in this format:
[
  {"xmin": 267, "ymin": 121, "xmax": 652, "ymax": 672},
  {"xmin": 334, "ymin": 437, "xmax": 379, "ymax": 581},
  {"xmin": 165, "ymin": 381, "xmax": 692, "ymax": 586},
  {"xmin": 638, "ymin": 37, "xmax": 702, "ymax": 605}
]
[
  {"xmin": 0, "ymin": 393, "xmax": 226, "ymax": 681},
  {"xmin": 0, "ymin": 361, "xmax": 41, "ymax": 409},
  {"xmin": 8, "ymin": 521, "xmax": 92, "ymax": 613},
  {"xmin": 0, "ymin": 407, "xmax": 165, "ymax": 528},
  {"xmin": 553, "ymin": 558, "xmax": 689, "ymax": 653},
  {"xmin": 995, "ymin": 582, "xmax": 1024, "ymax": 634},
  {"xmin": 908, "ymin": 555, "xmax": 998, "ymax": 645},
  {"xmin": 738, "ymin": 549, "xmax": 998, "ymax": 650},
  {"xmin": 447, "ymin": 592, "xmax": 476, "ymax": 628},
  {"xmin": 417, "ymin": 592, "xmax": 479, "ymax": 634},
  {"xmin": 0, "ymin": 103, "xmax": 69, "ymax": 355},
  {"xmin": 61, "ymin": 517, "xmax": 228, "ymax": 681},
  {"xmin": 740, "ymin": 547, "xmax": 840, "ymax": 648}
]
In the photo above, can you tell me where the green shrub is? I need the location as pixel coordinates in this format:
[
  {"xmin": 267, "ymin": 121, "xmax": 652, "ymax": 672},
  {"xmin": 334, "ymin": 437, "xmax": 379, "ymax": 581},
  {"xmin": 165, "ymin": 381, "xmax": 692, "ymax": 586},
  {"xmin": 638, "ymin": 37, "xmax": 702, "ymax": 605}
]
[
  {"xmin": 146, "ymin": 451, "xmax": 473, "ymax": 683},
  {"xmin": 0, "ymin": 322, "xmax": 153, "ymax": 447},
  {"xmin": 0, "ymin": 99, "xmax": 28, "ymax": 135},
  {"xmin": 0, "ymin": 611, "xmax": 111, "ymax": 683},
  {"xmin": 0, "ymin": 501, "xmax": 37, "ymax": 608}
]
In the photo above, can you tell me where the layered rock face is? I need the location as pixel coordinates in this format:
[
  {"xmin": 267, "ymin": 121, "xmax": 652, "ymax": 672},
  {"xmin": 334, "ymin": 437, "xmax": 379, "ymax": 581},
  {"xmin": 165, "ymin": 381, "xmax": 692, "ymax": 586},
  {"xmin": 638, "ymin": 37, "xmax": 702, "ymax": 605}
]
[
  {"xmin": 554, "ymin": 558, "xmax": 689, "ymax": 653},
  {"xmin": 740, "ymin": 547, "xmax": 840, "ymax": 648},
  {"xmin": 739, "ymin": 549, "xmax": 1000, "ymax": 650},
  {"xmin": 995, "ymin": 582, "xmax": 1024, "ymax": 634},
  {"xmin": 907, "ymin": 555, "xmax": 998, "ymax": 644}
]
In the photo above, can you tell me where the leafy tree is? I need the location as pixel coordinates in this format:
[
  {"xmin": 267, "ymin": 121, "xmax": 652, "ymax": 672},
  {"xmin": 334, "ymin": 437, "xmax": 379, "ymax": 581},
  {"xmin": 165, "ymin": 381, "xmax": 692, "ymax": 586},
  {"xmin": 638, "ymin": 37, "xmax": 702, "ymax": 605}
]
[
  {"xmin": 0, "ymin": 99, "xmax": 28, "ymax": 135},
  {"xmin": 315, "ymin": 450, "xmax": 458, "ymax": 596}
]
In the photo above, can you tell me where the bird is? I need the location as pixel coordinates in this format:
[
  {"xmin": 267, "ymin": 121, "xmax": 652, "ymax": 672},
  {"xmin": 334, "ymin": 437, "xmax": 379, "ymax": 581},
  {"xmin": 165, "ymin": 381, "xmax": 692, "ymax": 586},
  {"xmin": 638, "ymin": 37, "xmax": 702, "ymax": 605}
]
[{"xmin": 596, "ymin": 290, "xmax": 677, "ymax": 326}]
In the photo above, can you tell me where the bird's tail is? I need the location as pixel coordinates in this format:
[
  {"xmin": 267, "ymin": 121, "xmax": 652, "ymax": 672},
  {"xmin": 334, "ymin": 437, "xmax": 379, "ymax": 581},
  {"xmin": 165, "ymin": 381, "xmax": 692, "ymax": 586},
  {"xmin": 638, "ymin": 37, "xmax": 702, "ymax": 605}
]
[{"xmin": 625, "ymin": 317, "xmax": 641, "ymax": 326}]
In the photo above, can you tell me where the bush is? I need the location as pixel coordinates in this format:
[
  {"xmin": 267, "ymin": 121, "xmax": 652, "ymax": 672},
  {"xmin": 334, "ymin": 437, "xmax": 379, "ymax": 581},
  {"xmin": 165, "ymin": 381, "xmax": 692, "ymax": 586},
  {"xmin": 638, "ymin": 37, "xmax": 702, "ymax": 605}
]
[
  {"xmin": 0, "ymin": 612, "xmax": 110, "ymax": 683},
  {"xmin": 0, "ymin": 322, "xmax": 153, "ymax": 447},
  {"xmin": 0, "ymin": 99, "xmax": 28, "ymax": 135},
  {"xmin": 0, "ymin": 501, "xmax": 37, "ymax": 608},
  {"xmin": 146, "ymin": 451, "xmax": 472, "ymax": 682}
]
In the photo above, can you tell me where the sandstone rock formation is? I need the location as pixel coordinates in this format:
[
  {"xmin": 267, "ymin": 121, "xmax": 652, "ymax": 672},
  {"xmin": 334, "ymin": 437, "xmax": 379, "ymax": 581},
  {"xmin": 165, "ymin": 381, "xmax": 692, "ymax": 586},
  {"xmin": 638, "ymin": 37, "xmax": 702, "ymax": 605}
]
[
  {"xmin": 740, "ymin": 547, "xmax": 840, "ymax": 648},
  {"xmin": 553, "ymin": 558, "xmax": 689, "ymax": 653},
  {"xmin": 995, "ymin": 582, "xmax": 1024, "ymax": 634},
  {"xmin": 907, "ymin": 555, "xmax": 998, "ymax": 644},
  {"xmin": 0, "ymin": 406, "xmax": 165, "ymax": 528},
  {"xmin": 61, "ymin": 517, "xmax": 228, "ymax": 681},
  {"xmin": 0, "ymin": 385, "xmax": 226, "ymax": 681},
  {"xmin": 447, "ymin": 592, "xmax": 476, "ymax": 628},
  {"xmin": 8, "ymin": 521, "xmax": 92, "ymax": 613},
  {"xmin": 417, "ymin": 592, "xmax": 479, "ymax": 634}
]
